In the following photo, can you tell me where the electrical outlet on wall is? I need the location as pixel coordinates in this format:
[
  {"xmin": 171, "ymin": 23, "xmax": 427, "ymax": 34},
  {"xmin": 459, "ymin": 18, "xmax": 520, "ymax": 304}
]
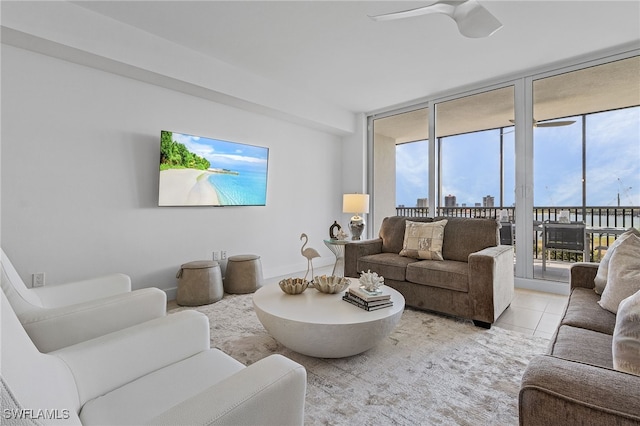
[
  {"xmin": 32, "ymin": 273, "xmax": 45, "ymax": 287},
  {"xmin": 221, "ymin": 250, "xmax": 227, "ymax": 260},
  {"xmin": 213, "ymin": 251, "xmax": 220, "ymax": 261}
]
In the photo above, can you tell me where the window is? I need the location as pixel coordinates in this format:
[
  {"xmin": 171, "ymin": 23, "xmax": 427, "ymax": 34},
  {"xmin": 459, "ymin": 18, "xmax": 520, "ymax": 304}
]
[
  {"xmin": 396, "ymin": 140, "xmax": 428, "ymax": 209},
  {"xmin": 435, "ymin": 86, "xmax": 515, "ymax": 215},
  {"xmin": 371, "ymin": 107, "xmax": 429, "ymax": 231},
  {"xmin": 369, "ymin": 53, "xmax": 639, "ymax": 287},
  {"xmin": 532, "ymin": 57, "xmax": 640, "ymax": 280}
]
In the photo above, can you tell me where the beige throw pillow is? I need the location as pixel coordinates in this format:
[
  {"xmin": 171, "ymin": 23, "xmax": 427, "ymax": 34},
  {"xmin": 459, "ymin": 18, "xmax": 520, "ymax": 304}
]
[
  {"xmin": 594, "ymin": 228, "xmax": 640, "ymax": 294},
  {"xmin": 598, "ymin": 234, "xmax": 640, "ymax": 314},
  {"xmin": 613, "ymin": 290, "xmax": 640, "ymax": 376},
  {"xmin": 400, "ymin": 219, "xmax": 448, "ymax": 261}
]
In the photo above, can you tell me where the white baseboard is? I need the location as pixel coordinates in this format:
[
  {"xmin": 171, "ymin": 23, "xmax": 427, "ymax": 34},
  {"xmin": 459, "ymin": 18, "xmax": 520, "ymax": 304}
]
[
  {"xmin": 164, "ymin": 256, "xmax": 336, "ymax": 302},
  {"xmin": 262, "ymin": 257, "xmax": 335, "ymax": 281},
  {"xmin": 515, "ymin": 277, "xmax": 570, "ymax": 296},
  {"xmin": 165, "ymin": 287, "xmax": 177, "ymax": 302}
]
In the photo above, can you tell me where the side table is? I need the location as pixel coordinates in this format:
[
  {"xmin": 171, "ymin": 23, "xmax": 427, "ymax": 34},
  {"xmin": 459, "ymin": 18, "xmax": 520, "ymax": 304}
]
[{"xmin": 323, "ymin": 239, "xmax": 349, "ymax": 276}]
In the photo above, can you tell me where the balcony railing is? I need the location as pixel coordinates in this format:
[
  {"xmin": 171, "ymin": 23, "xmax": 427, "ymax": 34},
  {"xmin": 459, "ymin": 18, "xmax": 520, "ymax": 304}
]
[{"xmin": 396, "ymin": 206, "xmax": 640, "ymax": 262}]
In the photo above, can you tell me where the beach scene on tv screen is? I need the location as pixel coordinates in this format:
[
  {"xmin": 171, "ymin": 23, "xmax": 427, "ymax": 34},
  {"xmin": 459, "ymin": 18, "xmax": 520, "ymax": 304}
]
[{"xmin": 159, "ymin": 131, "xmax": 268, "ymax": 206}]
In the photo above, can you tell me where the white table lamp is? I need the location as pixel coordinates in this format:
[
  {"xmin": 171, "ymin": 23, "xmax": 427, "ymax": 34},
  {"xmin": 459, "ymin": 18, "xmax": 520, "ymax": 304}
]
[{"xmin": 343, "ymin": 193, "xmax": 370, "ymax": 240}]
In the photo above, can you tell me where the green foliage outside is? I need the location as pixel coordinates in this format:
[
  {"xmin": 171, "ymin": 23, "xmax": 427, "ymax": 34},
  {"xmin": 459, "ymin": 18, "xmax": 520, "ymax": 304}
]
[{"xmin": 160, "ymin": 131, "xmax": 210, "ymax": 171}]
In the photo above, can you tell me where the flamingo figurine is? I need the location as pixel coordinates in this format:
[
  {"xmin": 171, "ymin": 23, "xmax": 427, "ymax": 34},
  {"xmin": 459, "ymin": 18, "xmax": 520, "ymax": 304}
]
[{"xmin": 300, "ymin": 233, "xmax": 320, "ymax": 281}]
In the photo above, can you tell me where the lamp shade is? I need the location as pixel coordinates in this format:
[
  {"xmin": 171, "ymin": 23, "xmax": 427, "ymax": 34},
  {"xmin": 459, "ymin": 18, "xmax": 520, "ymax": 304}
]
[{"xmin": 343, "ymin": 194, "xmax": 370, "ymax": 214}]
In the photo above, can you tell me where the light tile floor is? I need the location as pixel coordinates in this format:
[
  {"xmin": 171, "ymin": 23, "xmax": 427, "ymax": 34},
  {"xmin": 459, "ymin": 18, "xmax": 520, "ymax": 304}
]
[{"xmin": 493, "ymin": 288, "xmax": 568, "ymax": 339}]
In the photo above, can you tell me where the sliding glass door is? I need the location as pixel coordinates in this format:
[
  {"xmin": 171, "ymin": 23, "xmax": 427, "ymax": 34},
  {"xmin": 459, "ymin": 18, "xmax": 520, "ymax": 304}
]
[{"xmin": 532, "ymin": 56, "xmax": 640, "ymax": 282}]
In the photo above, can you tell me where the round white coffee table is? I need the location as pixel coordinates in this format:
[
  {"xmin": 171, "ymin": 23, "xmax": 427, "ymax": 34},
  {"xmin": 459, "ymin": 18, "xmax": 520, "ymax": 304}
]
[{"xmin": 252, "ymin": 278, "xmax": 404, "ymax": 358}]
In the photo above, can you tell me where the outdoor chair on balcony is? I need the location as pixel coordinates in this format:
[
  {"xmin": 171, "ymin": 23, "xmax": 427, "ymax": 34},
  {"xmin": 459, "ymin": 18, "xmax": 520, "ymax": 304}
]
[
  {"xmin": 541, "ymin": 221, "xmax": 586, "ymax": 271},
  {"xmin": 499, "ymin": 221, "xmax": 514, "ymax": 245}
]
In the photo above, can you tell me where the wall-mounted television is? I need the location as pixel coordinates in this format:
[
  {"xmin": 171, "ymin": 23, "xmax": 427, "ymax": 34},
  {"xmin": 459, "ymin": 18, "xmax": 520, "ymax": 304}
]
[{"xmin": 159, "ymin": 130, "xmax": 269, "ymax": 207}]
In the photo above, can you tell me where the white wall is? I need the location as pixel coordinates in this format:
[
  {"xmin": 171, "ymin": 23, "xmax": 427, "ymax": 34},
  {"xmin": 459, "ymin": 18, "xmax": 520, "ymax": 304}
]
[
  {"xmin": 0, "ymin": 1, "xmax": 355, "ymax": 135},
  {"xmin": 1, "ymin": 45, "xmax": 343, "ymax": 297}
]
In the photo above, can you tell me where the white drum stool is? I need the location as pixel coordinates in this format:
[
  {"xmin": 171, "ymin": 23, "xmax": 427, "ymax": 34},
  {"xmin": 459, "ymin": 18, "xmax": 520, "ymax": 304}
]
[{"xmin": 224, "ymin": 254, "xmax": 263, "ymax": 294}]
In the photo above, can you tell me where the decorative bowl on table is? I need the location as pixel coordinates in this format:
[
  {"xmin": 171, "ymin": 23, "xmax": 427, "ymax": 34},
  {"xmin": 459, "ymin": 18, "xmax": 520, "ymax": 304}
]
[
  {"xmin": 279, "ymin": 278, "xmax": 309, "ymax": 295},
  {"xmin": 311, "ymin": 275, "xmax": 350, "ymax": 294}
]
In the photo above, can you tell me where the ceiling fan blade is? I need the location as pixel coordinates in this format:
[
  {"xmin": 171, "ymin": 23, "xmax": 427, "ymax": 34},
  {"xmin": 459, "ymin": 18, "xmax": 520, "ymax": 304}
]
[
  {"xmin": 369, "ymin": 0, "xmax": 501, "ymax": 38},
  {"xmin": 508, "ymin": 119, "xmax": 576, "ymax": 128},
  {"xmin": 452, "ymin": 0, "xmax": 503, "ymax": 38},
  {"xmin": 535, "ymin": 120, "xmax": 577, "ymax": 127},
  {"xmin": 368, "ymin": 2, "xmax": 456, "ymax": 22}
]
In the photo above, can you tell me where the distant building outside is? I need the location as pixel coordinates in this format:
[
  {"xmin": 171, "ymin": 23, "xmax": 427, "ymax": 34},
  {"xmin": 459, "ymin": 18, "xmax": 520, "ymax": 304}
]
[
  {"xmin": 417, "ymin": 198, "xmax": 428, "ymax": 207},
  {"xmin": 444, "ymin": 194, "xmax": 457, "ymax": 207},
  {"xmin": 483, "ymin": 195, "xmax": 495, "ymax": 207}
]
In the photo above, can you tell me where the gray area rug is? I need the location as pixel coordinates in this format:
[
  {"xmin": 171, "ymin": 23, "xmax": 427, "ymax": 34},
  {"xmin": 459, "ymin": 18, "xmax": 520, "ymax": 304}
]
[{"xmin": 170, "ymin": 293, "xmax": 549, "ymax": 425}]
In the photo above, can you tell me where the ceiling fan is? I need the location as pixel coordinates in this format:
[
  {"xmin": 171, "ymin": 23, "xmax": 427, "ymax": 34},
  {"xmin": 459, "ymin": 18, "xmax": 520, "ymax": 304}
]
[
  {"xmin": 500, "ymin": 118, "xmax": 576, "ymax": 135},
  {"xmin": 508, "ymin": 119, "xmax": 577, "ymax": 128},
  {"xmin": 369, "ymin": 0, "xmax": 503, "ymax": 39}
]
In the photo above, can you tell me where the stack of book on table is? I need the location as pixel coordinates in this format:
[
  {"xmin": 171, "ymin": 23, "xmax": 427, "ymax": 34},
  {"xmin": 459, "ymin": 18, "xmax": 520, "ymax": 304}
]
[{"xmin": 343, "ymin": 286, "xmax": 393, "ymax": 311}]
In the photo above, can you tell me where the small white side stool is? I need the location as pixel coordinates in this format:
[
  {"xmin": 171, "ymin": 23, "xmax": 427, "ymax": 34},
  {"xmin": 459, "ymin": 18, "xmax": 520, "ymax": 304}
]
[{"xmin": 224, "ymin": 254, "xmax": 263, "ymax": 294}]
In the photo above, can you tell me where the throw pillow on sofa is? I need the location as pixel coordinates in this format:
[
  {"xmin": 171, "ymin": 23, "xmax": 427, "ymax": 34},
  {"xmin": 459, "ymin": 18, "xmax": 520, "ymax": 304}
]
[
  {"xmin": 612, "ymin": 290, "xmax": 640, "ymax": 376},
  {"xmin": 594, "ymin": 228, "xmax": 640, "ymax": 294},
  {"xmin": 400, "ymin": 219, "xmax": 448, "ymax": 261},
  {"xmin": 598, "ymin": 234, "xmax": 640, "ymax": 314}
]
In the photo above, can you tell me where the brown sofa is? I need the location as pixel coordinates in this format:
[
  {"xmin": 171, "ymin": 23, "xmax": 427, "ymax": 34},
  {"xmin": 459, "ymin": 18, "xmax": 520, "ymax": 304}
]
[
  {"xmin": 519, "ymin": 263, "xmax": 640, "ymax": 425},
  {"xmin": 344, "ymin": 216, "xmax": 514, "ymax": 328}
]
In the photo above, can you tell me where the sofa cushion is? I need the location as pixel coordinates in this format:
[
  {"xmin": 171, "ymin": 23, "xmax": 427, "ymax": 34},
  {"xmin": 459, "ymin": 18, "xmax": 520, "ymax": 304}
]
[
  {"xmin": 550, "ymin": 325, "xmax": 613, "ymax": 369},
  {"xmin": 79, "ymin": 349, "xmax": 245, "ymax": 425},
  {"xmin": 613, "ymin": 290, "xmax": 640, "ymax": 376},
  {"xmin": 399, "ymin": 219, "xmax": 447, "ymax": 260},
  {"xmin": 598, "ymin": 234, "xmax": 640, "ymax": 314},
  {"xmin": 379, "ymin": 216, "xmax": 433, "ymax": 254},
  {"xmin": 357, "ymin": 253, "xmax": 420, "ymax": 282},
  {"xmin": 406, "ymin": 260, "xmax": 469, "ymax": 292},
  {"xmin": 434, "ymin": 217, "xmax": 499, "ymax": 262},
  {"xmin": 594, "ymin": 228, "xmax": 640, "ymax": 294},
  {"xmin": 561, "ymin": 287, "xmax": 616, "ymax": 335}
]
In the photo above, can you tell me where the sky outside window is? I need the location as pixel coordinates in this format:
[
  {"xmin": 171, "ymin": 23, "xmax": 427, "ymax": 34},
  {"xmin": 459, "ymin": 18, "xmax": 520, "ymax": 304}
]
[
  {"xmin": 585, "ymin": 108, "xmax": 640, "ymax": 206},
  {"xmin": 396, "ymin": 140, "xmax": 428, "ymax": 207},
  {"xmin": 441, "ymin": 129, "xmax": 504, "ymax": 208},
  {"xmin": 396, "ymin": 106, "xmax": 639, "ymax": 208},
  {"xmin": 533, "ymin": 118, "xmax": 583, "ymax": 206}
]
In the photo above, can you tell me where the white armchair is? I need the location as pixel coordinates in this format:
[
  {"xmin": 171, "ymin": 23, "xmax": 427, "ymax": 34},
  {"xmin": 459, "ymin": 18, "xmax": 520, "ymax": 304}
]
[
  {"xmin": 1, "ymin": 293, "xmax": 307, "ymax": 425},
  {"xmin": 1, "ymin": 249, "xmax": 167, "ymax": 352}
]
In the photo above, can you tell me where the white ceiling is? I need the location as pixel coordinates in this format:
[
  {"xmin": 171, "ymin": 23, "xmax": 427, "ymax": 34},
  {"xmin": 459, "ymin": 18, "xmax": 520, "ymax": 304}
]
[{"xmin": 72, "ymin": 1, "xmax": 640, "ymax": 114}]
